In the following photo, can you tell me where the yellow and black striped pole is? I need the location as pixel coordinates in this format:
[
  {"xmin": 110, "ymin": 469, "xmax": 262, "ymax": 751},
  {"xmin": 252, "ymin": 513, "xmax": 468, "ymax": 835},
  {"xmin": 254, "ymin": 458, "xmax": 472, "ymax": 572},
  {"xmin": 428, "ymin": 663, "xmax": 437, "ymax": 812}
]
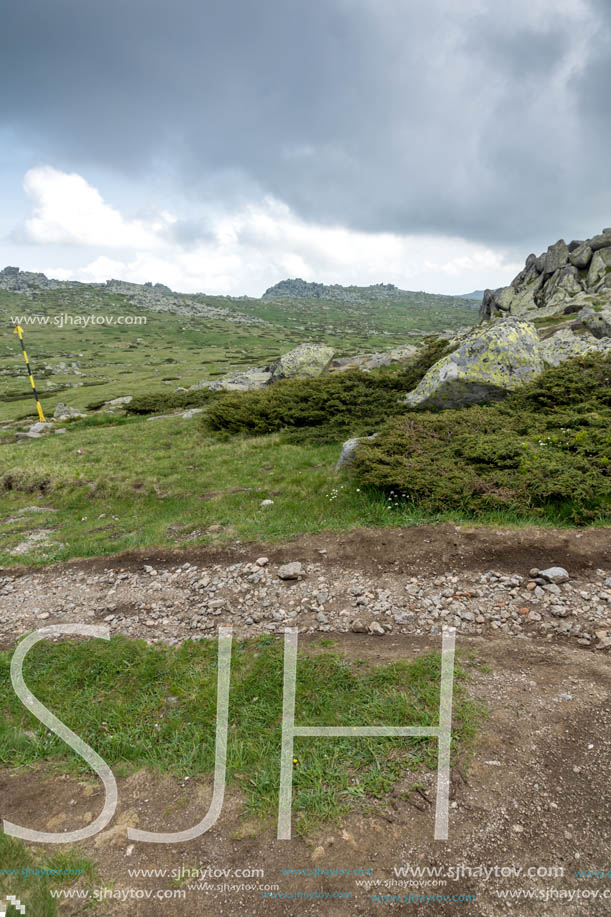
[{"xmin": 13, "ymin": 324, "xmax": 46, "ymax": 422}]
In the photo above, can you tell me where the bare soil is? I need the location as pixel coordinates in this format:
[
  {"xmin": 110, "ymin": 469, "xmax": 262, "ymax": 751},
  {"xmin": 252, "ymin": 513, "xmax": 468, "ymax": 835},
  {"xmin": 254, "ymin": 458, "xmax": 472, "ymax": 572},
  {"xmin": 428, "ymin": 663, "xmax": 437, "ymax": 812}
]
[{"xmin": 7, "ymin": 522, "xmax": 609, "ymax": 580}]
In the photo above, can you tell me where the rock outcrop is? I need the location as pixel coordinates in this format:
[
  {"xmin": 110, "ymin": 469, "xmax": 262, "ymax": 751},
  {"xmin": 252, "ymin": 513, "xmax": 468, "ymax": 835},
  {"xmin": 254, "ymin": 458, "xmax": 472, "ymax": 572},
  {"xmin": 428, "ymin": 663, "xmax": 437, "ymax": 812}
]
[
  {"xmin": 401, "ymin": 319, "xmax": 543, "ymax": 409},
  {"xmin": 480, "ymin": 228, "xmax": 611, "ymax": 322}
]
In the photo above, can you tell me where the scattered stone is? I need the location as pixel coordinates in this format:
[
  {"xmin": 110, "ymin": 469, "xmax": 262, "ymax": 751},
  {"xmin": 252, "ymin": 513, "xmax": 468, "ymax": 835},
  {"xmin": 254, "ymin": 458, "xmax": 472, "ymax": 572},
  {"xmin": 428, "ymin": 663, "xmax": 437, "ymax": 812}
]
[
  {"xmin": 539, "ymin": 567, "xmax": 570, "ymax": 584},
  {"xmin": 104, "ymin": 396, "xmax": 133, "ymax": 407},
  {"xmin": 53, "ymin": 403, "xmax": 83, "ymax": 420},
  {"xmin": 278, "ymin": 562, "xmax": 304, "ymax": 580}
]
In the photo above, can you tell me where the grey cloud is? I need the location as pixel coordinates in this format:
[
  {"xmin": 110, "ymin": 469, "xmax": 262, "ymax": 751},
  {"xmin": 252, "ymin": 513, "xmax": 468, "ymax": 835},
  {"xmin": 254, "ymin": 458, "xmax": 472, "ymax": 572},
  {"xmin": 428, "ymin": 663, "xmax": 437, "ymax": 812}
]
[{"xmin": 1, "ymin": 0, "xmax": 609, "ymax": 253}]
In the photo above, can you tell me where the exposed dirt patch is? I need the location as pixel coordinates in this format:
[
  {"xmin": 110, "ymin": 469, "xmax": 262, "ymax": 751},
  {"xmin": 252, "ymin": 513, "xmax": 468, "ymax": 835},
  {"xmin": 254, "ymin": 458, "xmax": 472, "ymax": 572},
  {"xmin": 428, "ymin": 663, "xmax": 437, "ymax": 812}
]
[
  {"xmin": 3, "ymin": 523, "xmax": 610, "ymax": 580},
  {"xmin": 1, "ymin": 636, "xmax": 609, "ymax": 915}
]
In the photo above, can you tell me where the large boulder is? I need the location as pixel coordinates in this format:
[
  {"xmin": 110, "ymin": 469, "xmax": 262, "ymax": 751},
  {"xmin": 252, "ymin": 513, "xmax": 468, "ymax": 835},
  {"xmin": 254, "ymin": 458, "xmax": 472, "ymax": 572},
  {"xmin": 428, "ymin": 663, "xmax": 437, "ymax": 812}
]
[
  {"xmin": 401, "ymin": 319, "xmax": 543, "ymax": 409},
  {"xmin": 270, "ymin": 343, "xmax": 335, "ymax": 381}
]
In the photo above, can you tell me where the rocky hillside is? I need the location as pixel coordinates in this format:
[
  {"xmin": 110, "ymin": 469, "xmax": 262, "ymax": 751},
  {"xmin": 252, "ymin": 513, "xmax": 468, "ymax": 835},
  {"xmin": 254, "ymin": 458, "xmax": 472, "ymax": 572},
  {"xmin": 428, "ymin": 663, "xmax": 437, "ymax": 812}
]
[
  {"xmin": 263, "ymin": 277, "xmax": 481, "ymax": 308},
  {"xmin": 480, "ymin": 228, "xmax": 611, "ymax": 322}
]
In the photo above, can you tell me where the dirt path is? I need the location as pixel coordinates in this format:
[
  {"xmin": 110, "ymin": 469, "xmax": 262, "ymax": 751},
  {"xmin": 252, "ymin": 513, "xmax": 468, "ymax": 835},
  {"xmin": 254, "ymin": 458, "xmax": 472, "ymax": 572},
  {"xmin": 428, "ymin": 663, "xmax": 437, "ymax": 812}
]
[{"xmin": 1, "ymin": 524, "xmax": 610, "ymax": 649}]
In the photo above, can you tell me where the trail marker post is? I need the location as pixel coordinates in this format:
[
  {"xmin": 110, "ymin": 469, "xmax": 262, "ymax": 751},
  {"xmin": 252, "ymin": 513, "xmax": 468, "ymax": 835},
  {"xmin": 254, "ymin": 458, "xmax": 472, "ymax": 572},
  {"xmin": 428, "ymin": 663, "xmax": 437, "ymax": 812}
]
[{"xmin": 13, "ymin": 324, "xmax": 46, "ymax": 422}]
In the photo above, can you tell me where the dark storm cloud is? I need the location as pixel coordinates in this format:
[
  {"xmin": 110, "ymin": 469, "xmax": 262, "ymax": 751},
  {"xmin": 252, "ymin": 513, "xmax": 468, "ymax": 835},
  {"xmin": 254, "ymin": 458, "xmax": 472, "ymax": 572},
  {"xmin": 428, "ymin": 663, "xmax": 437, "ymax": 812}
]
[{"xmin": 1, "ymin": 0, "xmax": 609, "ymax": 250}]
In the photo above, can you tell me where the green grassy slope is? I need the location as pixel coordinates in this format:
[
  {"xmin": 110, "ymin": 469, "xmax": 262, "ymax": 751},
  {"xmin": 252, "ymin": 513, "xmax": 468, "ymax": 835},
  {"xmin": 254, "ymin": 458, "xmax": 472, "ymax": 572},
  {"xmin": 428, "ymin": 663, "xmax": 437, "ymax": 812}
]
[{"xmin": 0, "ymin": 280, "xmax": 478, "ymax": 424}]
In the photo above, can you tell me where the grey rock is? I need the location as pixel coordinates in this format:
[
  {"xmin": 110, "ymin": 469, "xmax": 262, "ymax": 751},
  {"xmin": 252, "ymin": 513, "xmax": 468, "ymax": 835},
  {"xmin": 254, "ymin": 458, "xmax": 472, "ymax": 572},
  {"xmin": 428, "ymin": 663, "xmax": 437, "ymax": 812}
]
[
  {"xmin": 336, "ymin": 434, "xmax": 377, "ymax": 470},
  {"xmin": 278, "ymin": 562, "xmax": 304, "ymax": 580},
  {"xmin": 569, "ymin": 243, "xmax": 593, "ymax": 270},
  {"xmin": 28, "ymin": 421, "xmax": 54, "ymax": 434},
  {"xmin": 587, "ymin": 247, "xmax": 611, "ymax": 288},
  {"xmin": 539, "ymin": 567, "xmax": 570, "ymax": 584},
  {"xmin": 578, "ymin": 307, "xmax": 611, "ymax": 339},
  {"xmin": 588, "ymin": 230, "xmax": 611, "ymax": 252},
  {"xmin": 543, "ymin": 239, "xmax": 569, "ymax": 275},
  {"xmin": 53, "ymin": 402, "xmax": 83, "ymax": 420},
  {"xmin": 540, "ymin": 327, "xmax": 611, "ymax": 366},
  {"xmin": 105, "ymin": 396, "xmax": 133, "ymax": 406},
  {"xmin": 368, "ymin": 621, "xmax": 385, "ymax": 636},
  {"xmin": 543, "ymin": 264, "xmax": 583, "ymax": 307},
  {"xmin": 270, "ymin": 343, "xmax": 335, "ymax": 381},
  {"xmin": 203, "ymin": 369, "xmax": 273, "ymax": 392}
]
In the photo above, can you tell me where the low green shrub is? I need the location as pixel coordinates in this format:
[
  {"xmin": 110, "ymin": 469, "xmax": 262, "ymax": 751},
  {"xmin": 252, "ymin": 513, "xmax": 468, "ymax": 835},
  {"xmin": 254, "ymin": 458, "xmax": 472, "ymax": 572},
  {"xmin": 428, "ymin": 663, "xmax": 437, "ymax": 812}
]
[
  {"xmin": 125, "ymin": 388, "xmax": 216, "ymax": 415},
  {"xmin": 506, "ymin": 352, "xmax": 611, "ymax": 411},
  {"xmin": 352, "ymin": 355, "xmax": 611, "ymax": 524},
  {"xmin": 206, "ymin": 339, "xmax": 452, "ymax": 437}
]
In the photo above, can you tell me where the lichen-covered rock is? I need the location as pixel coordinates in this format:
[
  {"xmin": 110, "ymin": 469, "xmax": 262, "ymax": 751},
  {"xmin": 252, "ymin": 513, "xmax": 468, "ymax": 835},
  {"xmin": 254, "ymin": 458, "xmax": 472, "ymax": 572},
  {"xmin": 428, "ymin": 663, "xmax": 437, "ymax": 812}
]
[
  {"xmin": 569, "ymin": 243, "xmax": 593, "ymax": 269},
  {"xmin": 587, "ymin": 247, "xmax": 611, "ymax": 289},
  {"xmin": 402, "ymin": 319, "xmax": 543, "ymax": 409},
  {"xmin": 270, "ymin": 343, "xmax": 335, "ymax": 381},
  {"xmin": 539, "ymin": 327, "xmax": 610, "ymax": 366},
  {"xmin": 542, "ymin": 264, "xmax": 583, "ymax": 308},
  {"xmin": 578, "ymin": 306, "xmax": 611, "ymax": 339}
]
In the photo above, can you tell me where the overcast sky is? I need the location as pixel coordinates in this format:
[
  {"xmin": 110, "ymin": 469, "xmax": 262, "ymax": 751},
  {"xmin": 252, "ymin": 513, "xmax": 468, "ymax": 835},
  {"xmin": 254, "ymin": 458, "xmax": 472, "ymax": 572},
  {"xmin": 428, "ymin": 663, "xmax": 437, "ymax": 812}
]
[{"xmin": 1, "ymin": 0, "xmax": 609, "ymax": 296}]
